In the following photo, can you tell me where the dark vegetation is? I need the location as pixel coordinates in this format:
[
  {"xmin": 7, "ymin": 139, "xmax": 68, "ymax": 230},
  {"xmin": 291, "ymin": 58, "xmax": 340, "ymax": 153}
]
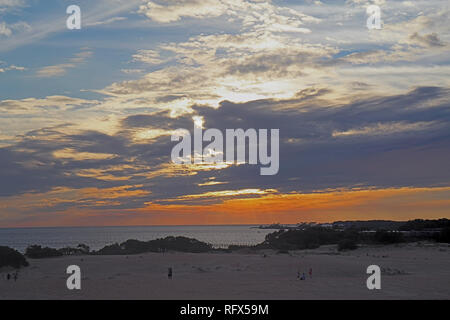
[
  {"xmin": 17, "ymin": 219, "xmax": 450, "ymax": 259},
  {"xmin": 257, "ymin": 228, "xmax": 367, "ymax": 251},
  {"xmin": 94, "ymin": 236, "xmax": 213, "ymax": 255},
  {"xmin": 58, "ymin": 244, "xmax": 90, "ymax": 256},
  {"xmin": 337, "ymin": 239, "xmax": 358, "ymax": 251},
  {"xmin": 25, "ymin": 244, "xmax": 90, "ymax": 259},
  {"xmin": 373, "ymin": 230, "xmax": 404, "ymax": 244},
  {"xmin": 0, "ymin": 246, "xmax": 29, "ymax": 269},
  {"xmin": 22, "ymin": 237, "xmax": 212, "ymax": 259},
  {"xmin": 25, "ymin": 245, "xmax": 63, "ymax": 259},
  {"xmin": 398, "ymin": 219, "xmax": 450, "ymax": 231},
  {"xmin": 259, "ymin": 228, "xmax": 355, "ymax": 250},
  {"xmin": 256, "ymin": 219, "xmax": 450, "ymax": 251},
  {"xmin": 436, "ymin": 227, "xmax": 450, "ymax": 243},
  {"xmin": 333, "ymin": 220, "xmax": 405, "ymax": 231}
]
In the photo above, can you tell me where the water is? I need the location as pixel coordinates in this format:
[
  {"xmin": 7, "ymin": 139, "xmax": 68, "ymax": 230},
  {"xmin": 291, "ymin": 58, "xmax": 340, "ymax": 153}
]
[{"xmin": 0, "ymin": 225, "xmax": 273, "ymax": 253}]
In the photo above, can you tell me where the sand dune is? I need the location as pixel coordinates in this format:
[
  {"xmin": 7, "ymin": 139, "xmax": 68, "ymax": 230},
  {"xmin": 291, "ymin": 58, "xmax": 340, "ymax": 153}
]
[{"xmin": 1, "ymin": 242, "xmax": 449, "ymax": 300}]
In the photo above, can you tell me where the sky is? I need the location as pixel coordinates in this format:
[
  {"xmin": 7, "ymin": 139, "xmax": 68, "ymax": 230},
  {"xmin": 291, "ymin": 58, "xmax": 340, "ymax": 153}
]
[{"xmin": 0, "ymin": 0, "xmax": 449, "ymax": 227}]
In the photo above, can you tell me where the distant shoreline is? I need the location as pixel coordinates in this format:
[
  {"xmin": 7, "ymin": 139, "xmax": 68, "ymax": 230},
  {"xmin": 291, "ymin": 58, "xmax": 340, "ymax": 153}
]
[{"xmin": 2, "ymin": 218, "xmax": 447, "ymax": 230}]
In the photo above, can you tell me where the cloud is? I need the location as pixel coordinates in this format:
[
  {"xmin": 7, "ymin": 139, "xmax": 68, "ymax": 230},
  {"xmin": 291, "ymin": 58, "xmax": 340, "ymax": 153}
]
[
  {"xmin": 0, "ymin": 20, "xmax": 31, "ymax": 37},
  {"xmin": 100, "ymin": 20, "xmax": 336, "ymax": 114},
  {"xmin": 94, "ymin": 1, "xmax": 450, "ymax": 120},
  {"xmin": 0, "ymin": 0, "xmax": 25, "ymax": 13},
  {"xmin": 0, "ymin": 62, "xmax": 26, "ymax": 73},
  {"xmin": 0, "ymin": 0, "xmax": 143, "ymax": 52},
  {"xmin": 132, "ymin": 49, "xmax": 166, "ymax": 65},
  {"xmin": 85, "ymin": 16, "xmax": 127, "ymax": 27},
  {"xmin": 0, "ymin": 95, "xmax": 102, "ymax": 143},
  {"xmin": 332, "ymin": 121, "xmax": 439, "ymax": 137},
  {"xmin": 1, "ymin": 86, "xmax": 449, "ymax": 209},
  {"xmin": 138, "ymin": 0, "xmax": 227, "ymax": 23},
  {"xmin": 35, "ymin": 49, "xmax": 93, "ymax": 78},
  {"xmin": 408, "ymin": 32, "xmax": 446, "ymax": 48},
  {"xmin": 168, "ymin": 188, "xmax": 278, "ymax": 203},
  {"xmin": 0, "ymin": 95, "xmax": 99, "ymax": 114},
  {"xmin": 0, "ymin": 0, "xmax": 25, "ymax": 7},
  {"xmin": 346, "ymin": 0, "xmax": 386, "ymax": 6},
  {"xmin": 35, "ymin": 63, "xmax": 76, "ymax": 78},
  {"xmin": 1, "ymin": 0, "xmax": 450, "ymax": 226},
  {"xmin": 0, "ymin": 21, "xmax": 11, "ymax": 36},
  {"xmin": 138, "ymin": 0, "xmax": 319, "ymax": 33}
]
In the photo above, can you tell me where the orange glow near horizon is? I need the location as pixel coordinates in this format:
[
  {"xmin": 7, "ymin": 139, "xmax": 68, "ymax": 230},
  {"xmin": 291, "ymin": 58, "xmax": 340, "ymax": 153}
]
[{"xmin": 1, "ymin": 186, "xmax": 449, "ymax": 228}]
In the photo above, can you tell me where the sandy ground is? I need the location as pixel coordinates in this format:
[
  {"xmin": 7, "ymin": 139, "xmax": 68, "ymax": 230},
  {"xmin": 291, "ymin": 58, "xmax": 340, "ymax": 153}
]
[{"xmin": 0, "ymin": 242, "xmax": 449, "ymax": 300}]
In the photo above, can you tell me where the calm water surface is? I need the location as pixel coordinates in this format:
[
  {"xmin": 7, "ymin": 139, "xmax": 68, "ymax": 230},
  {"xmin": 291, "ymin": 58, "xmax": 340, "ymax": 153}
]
[{"xmin": 0, "ymin": 225, "xmax": 273, "ymax": 252}]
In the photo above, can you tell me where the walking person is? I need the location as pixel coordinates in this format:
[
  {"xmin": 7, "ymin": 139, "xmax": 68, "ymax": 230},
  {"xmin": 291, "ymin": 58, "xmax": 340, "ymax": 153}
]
[{"xmin": 168, "ymin": 267, "xmax": 173, "ymax": 280}]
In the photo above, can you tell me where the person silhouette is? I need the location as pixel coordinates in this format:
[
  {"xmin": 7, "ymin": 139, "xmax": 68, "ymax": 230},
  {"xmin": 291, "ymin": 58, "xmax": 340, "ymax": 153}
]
[
  {"xmin": 168, "ymin": 267, "xmax": 173, "ymax": 280},
  {"xmin": 6, "ymin": 273, "xmax": 10, "ymax": 281}
]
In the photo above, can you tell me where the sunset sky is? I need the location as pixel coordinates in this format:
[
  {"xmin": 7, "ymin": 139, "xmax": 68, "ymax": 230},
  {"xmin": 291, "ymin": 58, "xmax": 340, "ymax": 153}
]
[{"xmin": 0, "ymin": 0, "xmax": 449, "ymax": 227}]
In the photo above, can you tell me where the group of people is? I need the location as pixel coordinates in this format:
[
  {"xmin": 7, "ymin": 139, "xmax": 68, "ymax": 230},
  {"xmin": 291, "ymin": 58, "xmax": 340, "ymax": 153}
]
[
  {"xmin": 297, "ymin": 268, "xmax": 313, "ymax": 280},
  {"xmin": 4, "ymin": 270, "xmax": 19, "ymax": 282},
  {"xmin": 167, "ymin": 266, "xmax": 313, "ymax": 280},
  {"xmin": 166, "ymin": 266, "xmax": 313, "ymax": 281}
]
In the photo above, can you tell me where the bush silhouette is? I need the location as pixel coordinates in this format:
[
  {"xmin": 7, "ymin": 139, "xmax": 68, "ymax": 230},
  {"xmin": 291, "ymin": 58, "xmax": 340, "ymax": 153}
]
[
  {"xmin": 25, "ymin": 245, "xmax": 63, "ymax": 259},
  {"xmin": 0, "ymin": 246, "xmax": 29, "ymax": 269},
  {"xmin": 437, "ymin": 227, "xmax": 450, "ymax": 243},
  {"xmin": 338, "ymin": 239, "xmax": 358, "ymax": 251},
  {"xmin": 94, "ymin": 237, "xmax": 213, "ymax": 255},
  {"xmin": 374, "ymin": 230, "xmax": 404, "ymax": 244},
  {"xmin": 261, "ymin": 227, "xmax": 347, "ymax": 250}
]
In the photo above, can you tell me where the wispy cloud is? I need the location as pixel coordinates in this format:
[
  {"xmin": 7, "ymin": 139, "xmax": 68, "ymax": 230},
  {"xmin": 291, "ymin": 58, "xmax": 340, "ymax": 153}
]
[
  {"xmin": 35, "ymin": 49, "xmax": 93, "ymax": 78},
  {"xmin": 0, "ymin": 61, "xmax": 26, "ymax": 73},
  {"xmin": 85, "ymin": 16, "xmax": 127, "ymax": 27},
  {"xmin": 0, "ymin": 0, "xmax": 26, "ymax": 13},
  {"xmin": 0, "ymin": 0, "xmax": 142, "ymax": 52}
]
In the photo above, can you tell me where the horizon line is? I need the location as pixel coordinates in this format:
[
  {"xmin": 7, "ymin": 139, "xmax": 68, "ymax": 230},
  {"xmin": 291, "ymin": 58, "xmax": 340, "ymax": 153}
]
[{"xmin": 2, "ymin": 218, "xmax": 448, "ymax": 230}]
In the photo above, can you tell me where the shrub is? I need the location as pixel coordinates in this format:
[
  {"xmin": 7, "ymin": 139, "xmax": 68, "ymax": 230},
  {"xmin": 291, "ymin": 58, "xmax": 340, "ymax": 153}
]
[
  {"xmin": 437, "ymin": 227, "xmax": 450, "ymax": 243},
  {"xmin": 338, "ymin": 239, "xmax": 358, "ymax": 251},
  {"xmin": 399, "ymin": 219, "xmax": 450, "ymax": 231},
  {"xmin": 0, "ymin": 246, "xmax": 29, "ymax": 269},
  {"xmin": 262, "ymin": 228, "xmax": 343, "ymax": 250},
  {"xmin": 58, "ymin": 244, "xmax": 91, "ymax": 256},
  {"xmin": 374, "ymin": 230, "xmax": 404, "ymax": 244},
  {"xmin": 58, "ymin": 247, "xmax": 85, "ymax": 256},
  {"xmin": 25, "ymin": 245, "xmax": 63, "ymax": 259},
  {"xmin": 95, "ymin": 243, "xmax": 122, "ymax": 255},
  {"xmin": 77, "ymin": 244, "xmax": 90, "ymax": 253},
  {"xmin": 149, "ymin": 236, "xmax": 212, "ymax": 253},
  {"xmin": 94, "ymin": 237, "xmax": 213, "ymax": 255}
]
